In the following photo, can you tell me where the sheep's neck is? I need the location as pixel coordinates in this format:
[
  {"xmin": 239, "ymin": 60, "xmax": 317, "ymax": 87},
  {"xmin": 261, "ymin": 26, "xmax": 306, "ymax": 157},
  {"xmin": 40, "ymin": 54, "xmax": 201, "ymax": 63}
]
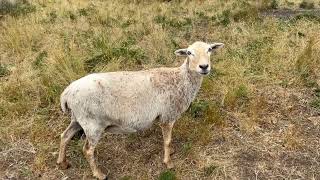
[{"xmin": 179, "ymin": 59, "xmax": 203, "ymax": 104}]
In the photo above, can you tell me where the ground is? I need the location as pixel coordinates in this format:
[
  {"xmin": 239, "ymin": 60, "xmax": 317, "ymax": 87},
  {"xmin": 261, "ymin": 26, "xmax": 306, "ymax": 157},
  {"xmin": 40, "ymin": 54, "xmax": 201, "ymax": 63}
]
[{"xmin": 0, "ymin": 0, "xmax": 320, "ymax": 179}]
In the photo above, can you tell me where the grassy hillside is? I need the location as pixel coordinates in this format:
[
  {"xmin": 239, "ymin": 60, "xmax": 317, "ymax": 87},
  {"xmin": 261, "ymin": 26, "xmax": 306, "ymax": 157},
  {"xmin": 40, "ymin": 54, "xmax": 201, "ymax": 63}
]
[{"xmin": 0, "ymin": 0, "xmax": 320, "ymax": 179}]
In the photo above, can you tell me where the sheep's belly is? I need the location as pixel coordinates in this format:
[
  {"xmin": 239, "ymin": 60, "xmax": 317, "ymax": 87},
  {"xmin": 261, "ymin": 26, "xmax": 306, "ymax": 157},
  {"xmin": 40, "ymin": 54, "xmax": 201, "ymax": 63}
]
[{"xmin": 106, "ymin": 108, "xmax": 159, "ymax": 131}]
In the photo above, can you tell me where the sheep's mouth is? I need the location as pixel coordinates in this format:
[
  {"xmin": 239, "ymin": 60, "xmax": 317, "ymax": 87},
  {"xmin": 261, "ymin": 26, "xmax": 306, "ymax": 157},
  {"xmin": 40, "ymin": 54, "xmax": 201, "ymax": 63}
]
[{"xmin": 199, "ymin": 71, "xmax": 209, "ymax": 75}]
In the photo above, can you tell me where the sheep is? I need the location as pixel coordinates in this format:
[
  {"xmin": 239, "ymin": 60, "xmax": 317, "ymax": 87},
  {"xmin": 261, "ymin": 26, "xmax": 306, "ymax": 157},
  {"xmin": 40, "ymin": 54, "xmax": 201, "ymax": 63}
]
[{"xmin": 56, "ymin": 41, "xmax": 224, "ymax": 179}]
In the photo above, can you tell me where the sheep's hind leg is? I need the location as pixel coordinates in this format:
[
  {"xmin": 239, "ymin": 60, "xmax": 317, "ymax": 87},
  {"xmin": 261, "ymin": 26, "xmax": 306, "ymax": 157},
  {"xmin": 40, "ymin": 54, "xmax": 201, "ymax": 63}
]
[
  {"xmin": 160, "ymin": 121, "xmax": 175, "ymax": 169},
  {"xmin": 57, "ymin": 120, "xmax": 82, "ymax": 169},
  {"xmin": 82, "ymin": 126, "xmax": 107, "ymax": 180}
]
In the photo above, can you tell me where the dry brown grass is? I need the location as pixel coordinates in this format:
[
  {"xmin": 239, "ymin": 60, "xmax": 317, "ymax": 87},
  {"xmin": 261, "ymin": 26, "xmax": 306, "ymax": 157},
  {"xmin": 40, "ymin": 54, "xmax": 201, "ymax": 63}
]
[{"xmin": 1, "ymin": 0, "xmax": 320, "ymax": 179}]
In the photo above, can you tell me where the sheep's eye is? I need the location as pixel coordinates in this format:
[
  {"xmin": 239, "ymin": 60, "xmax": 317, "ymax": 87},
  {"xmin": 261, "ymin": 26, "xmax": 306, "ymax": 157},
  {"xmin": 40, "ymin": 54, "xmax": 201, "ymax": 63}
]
[
  {"xmin": 187, "ymin": 51, "xmax": 192, "ymax": 55},
  {"xmin": 208, "ymin": 47, "xmax": 213, "ymax": 52}
]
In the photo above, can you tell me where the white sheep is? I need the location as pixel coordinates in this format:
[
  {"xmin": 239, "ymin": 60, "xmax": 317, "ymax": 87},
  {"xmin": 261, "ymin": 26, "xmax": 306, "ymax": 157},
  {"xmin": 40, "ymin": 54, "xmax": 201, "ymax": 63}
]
[{"xmin": 57, "ymin": 41, "xmax": 224, "ymax": 179}]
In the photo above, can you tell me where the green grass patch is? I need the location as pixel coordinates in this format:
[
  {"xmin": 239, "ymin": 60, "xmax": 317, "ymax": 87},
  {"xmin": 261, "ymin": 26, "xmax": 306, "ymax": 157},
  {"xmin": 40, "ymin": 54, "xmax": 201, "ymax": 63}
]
[
  {"xmin": 0, "ymin": 64, "xmax": 10, "ymax": 77},
  {"xmin": 203, "ymin": 164, "xmax": 219, "ymax": 176},
  {"xmin": 224, "ymin": 84, "xmax": 250, "ymax": 110},
  {"xmin": 33, "ymin": 51, "xmax": 48, "ymax": 69},
  {"xmin": 295, "ymin": 39, "xmax": 319, "ymax": 88},
  {"xmin": 159, "ymin": 170, "xmax": 176, "ymax": 180},
  {"xmin": 310, "ymin": 99, "xmax": 320, "ymax": 109},
  {"xmin": 154, "ymin": 15, "xmax": 192, "ymax": 29}
]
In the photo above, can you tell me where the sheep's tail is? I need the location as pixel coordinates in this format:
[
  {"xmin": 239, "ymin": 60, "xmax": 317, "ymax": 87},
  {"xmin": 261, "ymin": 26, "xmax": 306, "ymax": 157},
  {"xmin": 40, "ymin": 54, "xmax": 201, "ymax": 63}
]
[{"xmin": 60, "ymin": 86, "xmax": 71, "ymax": 114}]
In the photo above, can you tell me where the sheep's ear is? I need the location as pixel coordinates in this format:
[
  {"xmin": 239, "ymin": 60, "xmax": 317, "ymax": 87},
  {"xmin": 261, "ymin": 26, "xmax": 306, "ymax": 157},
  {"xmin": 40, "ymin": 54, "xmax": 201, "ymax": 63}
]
[
  {"xmin": 175, "ymin": 49, "xmax": 188, "ymax": 56},
  {"xmin": 210, "ymin": 43, "xmax": 224, "ymax": 51}
]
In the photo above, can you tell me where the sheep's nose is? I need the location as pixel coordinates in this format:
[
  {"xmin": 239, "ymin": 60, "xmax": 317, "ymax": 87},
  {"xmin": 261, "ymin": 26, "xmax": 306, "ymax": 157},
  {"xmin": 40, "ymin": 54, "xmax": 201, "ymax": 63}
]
[{"xmin": 199, "ymin": 64, "xmax": 209, "ymax": 70}]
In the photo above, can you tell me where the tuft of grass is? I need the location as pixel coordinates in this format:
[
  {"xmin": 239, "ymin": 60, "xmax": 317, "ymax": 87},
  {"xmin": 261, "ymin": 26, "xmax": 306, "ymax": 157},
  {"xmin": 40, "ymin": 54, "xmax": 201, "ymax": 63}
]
[
  {"xmin": 203, "ymin": 164, "xmax": 218, "ymax": 177},
  {"xmin": 189, "ymin": 100, "xmax": 209, "ymax": 118},
  {"xmin": 182, "ymin": 142, "xmax": 192, "ymax": 155},
  {"xmin": 121, "ymin": 176, "xmax": 132, "ymax": 180},
  {"xmin": 293, "ymin": 13, "xmax": 320, "ymax": 23},
  {"xmin": 159, "ymin": 170, "xmax": 176, "ymax": 180},
  {"xmin": 0, "ymin": 64, "xmax": 10, "ymax": 77},
  {"xmin": 258, "ymin": 0, "xmax": 279, "ymax": 10},
  {"xmin": 310, "ymin": 99, "xmax": 320, "ymax": 109},
  {"xmin": 295, "ymin": 39, "xmax": 319, "ymax": 88},
  {"xmin": 33, "ymin": 51, "xmax": 48, "ymax": 69},
  {"xmin": 224, "ymin": 84, "xmax": 249, "ymax": 110},
  {"xmin": 154, "ymin": 15, "xmax": 192, "ymax": 30},
  {"xmin": 216, "ymin": 10, "xmax": 231, "ymax": 26}
]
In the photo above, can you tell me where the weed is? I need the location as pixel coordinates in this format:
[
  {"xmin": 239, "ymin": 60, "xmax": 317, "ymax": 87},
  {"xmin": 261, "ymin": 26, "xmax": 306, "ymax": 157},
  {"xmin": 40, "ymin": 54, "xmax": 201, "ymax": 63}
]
[{"xmin": 159, "ymin": 170, "xmax": 176, "ymax": 180}]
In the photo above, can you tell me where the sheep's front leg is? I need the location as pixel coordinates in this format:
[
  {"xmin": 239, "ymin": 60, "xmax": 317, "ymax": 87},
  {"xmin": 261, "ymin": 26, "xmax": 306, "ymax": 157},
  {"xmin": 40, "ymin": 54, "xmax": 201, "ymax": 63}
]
[{"xmin": 160, "ymin": 121, "xmax": 175, "ymax": 169}]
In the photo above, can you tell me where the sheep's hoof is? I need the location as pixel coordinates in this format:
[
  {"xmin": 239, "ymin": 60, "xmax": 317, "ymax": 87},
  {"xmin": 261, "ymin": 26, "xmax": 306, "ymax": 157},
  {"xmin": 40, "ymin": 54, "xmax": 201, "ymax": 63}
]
[
  {"xmin": 93, "ymin": 172, "xmax": 108, "ymax": 180},
  {"xmin": 165, "ymin": 161, "xmax": 174, "ymax": 169},
  {"xmin": 57, "ymin": 160, "xmax": 71, "ymax": 170}
]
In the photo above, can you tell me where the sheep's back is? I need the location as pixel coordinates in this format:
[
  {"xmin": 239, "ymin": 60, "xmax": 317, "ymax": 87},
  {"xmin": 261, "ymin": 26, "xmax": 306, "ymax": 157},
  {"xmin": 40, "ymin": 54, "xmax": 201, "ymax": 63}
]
[{"xmin": 63, "ymin": 72, "xmax": 162, "ymax": 130}]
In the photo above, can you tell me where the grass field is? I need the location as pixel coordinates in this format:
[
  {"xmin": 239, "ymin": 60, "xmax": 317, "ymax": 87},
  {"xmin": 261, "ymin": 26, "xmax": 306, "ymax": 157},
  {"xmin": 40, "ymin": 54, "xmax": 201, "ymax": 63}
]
[{"xmin": 0, "ymin": 0, "xmax": 320, "ymax": 179}]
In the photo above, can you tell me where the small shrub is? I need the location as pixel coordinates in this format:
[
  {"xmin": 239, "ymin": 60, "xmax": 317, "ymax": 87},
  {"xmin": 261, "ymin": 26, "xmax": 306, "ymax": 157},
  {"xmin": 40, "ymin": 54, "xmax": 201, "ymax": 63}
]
[
  {"xmin": 299, "ymin": 1, "xmax": 315, "ymax": 9},
  {"xmin": 159, "ymin": 170, "xmax": 176, "ymax": 180}
]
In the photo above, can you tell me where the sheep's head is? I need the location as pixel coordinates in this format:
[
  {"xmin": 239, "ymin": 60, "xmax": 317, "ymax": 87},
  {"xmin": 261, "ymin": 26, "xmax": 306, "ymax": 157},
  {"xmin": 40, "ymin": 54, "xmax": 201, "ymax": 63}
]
[{"xmin": 175, "ymin": 41, "xmax": 224, "ymax": 75}]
